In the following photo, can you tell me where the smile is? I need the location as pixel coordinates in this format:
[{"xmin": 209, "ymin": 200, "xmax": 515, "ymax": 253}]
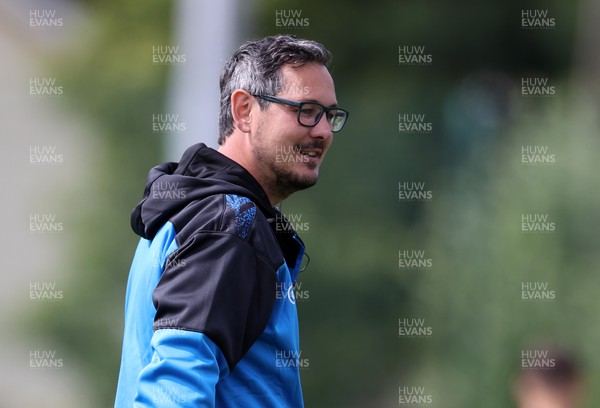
[{"xmin": 299, "ymin": 148, "xmax": 322, "ymax": 158}]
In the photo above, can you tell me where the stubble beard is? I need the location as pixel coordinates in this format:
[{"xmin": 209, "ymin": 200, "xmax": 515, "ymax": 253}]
[{"xmin": 250, "ymin": 129, "xmax": 320, "ymax": 202}]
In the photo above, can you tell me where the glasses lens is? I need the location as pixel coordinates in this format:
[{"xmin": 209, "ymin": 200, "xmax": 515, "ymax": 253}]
[
  {"xmin": 293, "ymin": 100, "xmax": 348, "ymax": 132},
  {"xmin": 297, "ymin": 103, "xmax": 324, "ymax": 126},
  {"xmin": 328, "ymin": 110, "xmax": 347, "ymax": 132}
]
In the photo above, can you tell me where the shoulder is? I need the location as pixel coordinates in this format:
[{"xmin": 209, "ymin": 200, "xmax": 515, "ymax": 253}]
[
  {"xmin": 169, "ymin": 194, "xmax": 279, "ymax": 258},
  {"xmin": 173, "ymin": 194, "xmax": 261, "ymax": 237},
  {"xmin": 222, "ymin": 194, "xmax": 258, "ymax": 240}
]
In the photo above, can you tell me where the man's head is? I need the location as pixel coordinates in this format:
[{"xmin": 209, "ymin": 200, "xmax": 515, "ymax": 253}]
[
  {"xmin": 218, "ymin": 35, "xmax": 347, "ymax": 205},
  {"xmin": 513, "ymin": 350, "xmax": 584, "ymax": 408}
]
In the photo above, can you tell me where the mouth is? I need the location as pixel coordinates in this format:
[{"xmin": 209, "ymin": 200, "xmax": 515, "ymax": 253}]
[
  {"xmin": 298, "ymin": 144, "xmax": 323, "ymax": 159},
  {"xmin": 298, "ymin": 146, "xmax": 323, "ymax": 159}
]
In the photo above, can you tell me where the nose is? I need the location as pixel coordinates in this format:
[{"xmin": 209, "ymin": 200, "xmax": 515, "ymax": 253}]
[{"xmin": 309, "ymin": 112, "xmax": 333, "ymax": 141}]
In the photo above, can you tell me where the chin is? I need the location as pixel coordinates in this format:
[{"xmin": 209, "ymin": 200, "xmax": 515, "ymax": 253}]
[
  {"xmin": 297, "ymin": 166, "xmax": 320, "ymax": 184},
  {"xmin": 270, "ymin": 162, "xmax": 320, "ymax": 197},
  {"xmin": 298, "ymin": 175, "xmax": 319, "ymax": 189},
  {"xmin": 286, "ymin": 169, "xmax": 318, "ymax": 191}
]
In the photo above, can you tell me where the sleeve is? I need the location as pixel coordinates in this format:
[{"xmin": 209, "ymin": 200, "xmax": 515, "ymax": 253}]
[
  {"xmin": 134, "ymin": 329, "xmax": 228, "ymax": 407},
  {"xmin": 133, "ymin": 231, "xmax": 278, "ymax": 407}
]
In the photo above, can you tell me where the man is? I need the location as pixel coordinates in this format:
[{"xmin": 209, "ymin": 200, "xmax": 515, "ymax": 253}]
[
  {"xmin": 513, "ymin": 349, "xmax": 584, "ymax": 408},
  {"xmin": 114, "ymin": 35, "xmax": 348, "ymax": 407}
]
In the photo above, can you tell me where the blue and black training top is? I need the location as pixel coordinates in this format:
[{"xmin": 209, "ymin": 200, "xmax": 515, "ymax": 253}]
[{"xmin": 114, "ymin": 143, "xmax": 306, "ymax": 407}]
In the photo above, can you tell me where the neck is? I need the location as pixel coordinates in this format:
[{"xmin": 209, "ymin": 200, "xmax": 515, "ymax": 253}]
[{"xmin": 218, "ymin": 139, "xmax": 284, "ymax": 206}]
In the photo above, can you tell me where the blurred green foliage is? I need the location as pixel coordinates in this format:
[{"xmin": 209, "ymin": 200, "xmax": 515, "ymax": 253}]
[
  {"xmin": 30, "ymin": 0, "xmax": 171, "ymax": 404},
  {"xmin": 29, "ymin": 0, "xmax": 600, "ymax": 407}
]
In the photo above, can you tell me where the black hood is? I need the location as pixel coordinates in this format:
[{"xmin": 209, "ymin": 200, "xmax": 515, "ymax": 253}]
[{"xmin": 131, "ymin": 143, "xmax": 277, "ymax": 240}]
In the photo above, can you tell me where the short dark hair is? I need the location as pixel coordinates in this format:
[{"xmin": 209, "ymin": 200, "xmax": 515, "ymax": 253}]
[
  {"xmin": 529, "ymin": 351, "xmax": 581, "ymax": 387},
  {"xmin": 218, "ymin": 35, "xmax": 332, "ymax": 145}
]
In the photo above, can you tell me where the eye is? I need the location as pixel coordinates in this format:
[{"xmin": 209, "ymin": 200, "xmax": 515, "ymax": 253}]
[
  {"xmin": 300, "ymin": 106, "xmax": 319, "ymax": 116},
  {"xmin": 296, "ymin": 103, "xmax": 321, "ymax": 117}
]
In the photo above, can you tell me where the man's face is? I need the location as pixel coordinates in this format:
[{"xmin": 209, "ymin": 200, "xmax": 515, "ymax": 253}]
[
  {"xmin": 514, "ymin": 373, "xmax": 581, "ymax": 408},
  {"xmin": 249, "ymin": 62, "xmax": 337, "ymax": 201}
]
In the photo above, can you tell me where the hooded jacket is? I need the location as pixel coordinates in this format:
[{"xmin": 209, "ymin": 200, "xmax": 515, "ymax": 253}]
[{"xmin": 114, "ymin": 143, "xmax": 306, "ymax": 407}]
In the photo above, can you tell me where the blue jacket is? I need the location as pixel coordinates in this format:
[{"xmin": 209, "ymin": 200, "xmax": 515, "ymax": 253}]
[{"xmin": 114, "ymin": 144, "xmax": 306, "ymax": 407}]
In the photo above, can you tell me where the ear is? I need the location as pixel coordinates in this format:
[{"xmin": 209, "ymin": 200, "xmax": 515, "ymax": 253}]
[{"xmin": 231, "ymin": 90, "xmax": 254, "ymax": 133}]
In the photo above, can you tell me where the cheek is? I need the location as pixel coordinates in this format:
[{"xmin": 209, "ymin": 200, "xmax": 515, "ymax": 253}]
[
  {"xmin": 258, "ymin": 110, "xmax": 311, "ymax": 144},
  {"xmin": 257, "ymin": 114, "xmax": 283, "ymax": 139}
]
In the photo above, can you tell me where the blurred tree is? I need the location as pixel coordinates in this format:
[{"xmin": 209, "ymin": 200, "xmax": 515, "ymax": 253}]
[
  {"xmin": 415, "ymin": 96, "xmax": 600, "ymax": 408},
  {"xmin": 29, "ymin": 0, "xmax": 172, "ymax": 406}
]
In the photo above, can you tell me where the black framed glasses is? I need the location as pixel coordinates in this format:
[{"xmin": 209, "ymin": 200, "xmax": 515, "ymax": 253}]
[{"xmin": 253, "ymin": 95, "xmax": 349, "ymax": 133}]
